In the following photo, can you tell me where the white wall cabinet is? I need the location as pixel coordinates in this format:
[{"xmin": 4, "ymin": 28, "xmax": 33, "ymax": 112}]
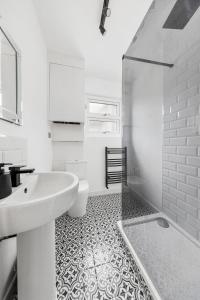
[
  {"xmin": 51, "ymin": 123, "xmax": 84, "ymax": 141},
  {"xmin": 49, "ymin": 63, "xmax": 84, "ymax": 122}
]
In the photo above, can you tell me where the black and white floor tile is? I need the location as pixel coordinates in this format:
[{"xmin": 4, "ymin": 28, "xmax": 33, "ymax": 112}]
[{"xmin": 56, "ymin": 192, "xmax": 156, "ymax": 300}]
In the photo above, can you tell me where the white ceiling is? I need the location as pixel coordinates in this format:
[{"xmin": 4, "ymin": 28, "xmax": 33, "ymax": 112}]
[{"xmin": 33, "ymin": 0, "xmax": 153, "ymax": 82}]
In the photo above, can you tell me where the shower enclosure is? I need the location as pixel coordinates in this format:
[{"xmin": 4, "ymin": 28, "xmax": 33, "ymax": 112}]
[
  {"xmin": 120, "ymin": 1, "xmax": 200, "ymax": 298},
  {"xmin": 122, "ymin": 0, "xmax": 200, "ymax": 242}
]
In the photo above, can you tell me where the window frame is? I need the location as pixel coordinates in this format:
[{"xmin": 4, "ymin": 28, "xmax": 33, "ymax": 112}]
[
  {"xmin": 86, "ymin": 94, "xmax": 121, "ymax": 137},
  {"xmin": 87, "ymin": 98, "xmax": 120, "ymax": 119}
]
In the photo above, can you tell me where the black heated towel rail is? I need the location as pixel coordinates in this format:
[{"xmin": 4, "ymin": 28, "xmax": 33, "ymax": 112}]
[{"xmin": 105, "ymin": 147, "xmax": 127, "ymax": 188}]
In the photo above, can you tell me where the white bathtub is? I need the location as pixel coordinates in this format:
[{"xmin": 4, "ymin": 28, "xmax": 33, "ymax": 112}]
[{"xmin": 118, "ymin": 213, "xmax": 200, "ymax": 300}]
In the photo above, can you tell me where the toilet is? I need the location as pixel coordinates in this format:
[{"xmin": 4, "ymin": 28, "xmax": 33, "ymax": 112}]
[{"xmin": 65, "ymin": 160, "xmax": 89, "ymax": 217}]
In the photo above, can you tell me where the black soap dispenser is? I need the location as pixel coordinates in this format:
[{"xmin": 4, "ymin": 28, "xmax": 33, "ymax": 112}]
[{"xmin": 0, "ymin": 163, "xmax": 12, "ymax": 199}]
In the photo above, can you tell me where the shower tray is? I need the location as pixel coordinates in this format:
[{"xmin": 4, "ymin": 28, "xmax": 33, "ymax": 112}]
[{"xmin": 118, "ymin": 213, "xmax": 200, "ymax": 300}]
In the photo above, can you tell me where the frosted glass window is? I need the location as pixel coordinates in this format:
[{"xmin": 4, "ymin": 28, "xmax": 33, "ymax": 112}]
[
  {"xmin": 88, "ymin": 119, "xmax": 118, "ymax": 134},
  {"xmin": 89, "ymin": 101, "xmax": 118, "ymax": 117},
  {"xmin": 86, "ymin": 95, "xmax": 121, "ymax": 136}
]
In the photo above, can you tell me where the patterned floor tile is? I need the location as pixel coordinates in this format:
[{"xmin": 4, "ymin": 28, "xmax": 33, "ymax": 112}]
[
  {"xmin": 56, "ymin": 192, "xmax": 155, "ymax": 300},
  {"xmin": 96, "ymin": 263, "xmax": 122, "ymax": 298},
  {"xmin": 116, "ymin": 281, "xmax": 140, "ymax": 300},
  {"xmin": 93, "ymin": 231, "xmax": 126, "ymax": 267},
  {"xmin": 57, "ymin": 267, "xmax": 98, "ymax": 300},
  {"xmin": 57, "ymin": 245, "xmax": 94, "ymax": 271}
]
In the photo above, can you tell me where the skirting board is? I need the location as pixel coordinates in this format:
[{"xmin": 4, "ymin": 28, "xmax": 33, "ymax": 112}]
[{"xmin": 89, "ymin": 187, "xmax": 121, "ymax": 197}]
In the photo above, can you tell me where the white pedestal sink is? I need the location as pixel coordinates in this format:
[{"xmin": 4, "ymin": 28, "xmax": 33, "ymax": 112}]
[{"xmin": 0, "ymin": 172, "xmax": 79, "ymax": 300}]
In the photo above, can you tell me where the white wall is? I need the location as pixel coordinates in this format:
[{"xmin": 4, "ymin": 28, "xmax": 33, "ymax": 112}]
[
  {"xmin": 85, "ymin": 77, "xmax": 122, "ymax": 195},
  {"xmin": 0, "ymin": 0, "xmax": 51, "ymax": 171},
  {"xmin": 52, "ymin": 76, "xmax": 122, "ymax": 195},
  {"xmin": 0, "ymin": 0, "xmax": 51, "ymax": 297}
]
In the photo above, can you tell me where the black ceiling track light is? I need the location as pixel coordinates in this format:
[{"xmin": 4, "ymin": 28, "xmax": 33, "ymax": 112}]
[{"xmin": 99, "ymin": 0, "xmax": 111, "ymax": 35}]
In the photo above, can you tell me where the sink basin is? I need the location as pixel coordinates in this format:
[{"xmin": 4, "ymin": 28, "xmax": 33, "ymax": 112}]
[
  {"xmin": 0, "ymin": 171, "xmax": 79, "ymax": 300},
  {"xmin": 0, "ymin": 172, "xmax": 79, "ymax": 237}
]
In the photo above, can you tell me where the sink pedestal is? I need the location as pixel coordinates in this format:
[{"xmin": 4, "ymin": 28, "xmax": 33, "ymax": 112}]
[
  {"xmin": 17, "ymin": 221, "xmax": 56, "ymax": 300},
  {"xmin": 0, "ymin": 172, "xmax": 78, "ymax": 299}
]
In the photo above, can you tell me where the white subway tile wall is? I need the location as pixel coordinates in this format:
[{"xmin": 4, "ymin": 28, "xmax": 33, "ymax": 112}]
[
  {"xmin": 0, "ymin": 136, "xmax": 27, "ymax": 166},
  {"xmin": 3, "ymin": 150, "xmax": 23, "ymax": 165},
  {"xmin": 163, "ymin": 42, "xmax": 200, "ymax": 242}
]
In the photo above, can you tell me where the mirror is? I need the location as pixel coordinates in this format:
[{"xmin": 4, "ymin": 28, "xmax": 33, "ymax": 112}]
[{"xmin": 0, "ymin": 27, "xmax": 21, "ymax": 125}]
